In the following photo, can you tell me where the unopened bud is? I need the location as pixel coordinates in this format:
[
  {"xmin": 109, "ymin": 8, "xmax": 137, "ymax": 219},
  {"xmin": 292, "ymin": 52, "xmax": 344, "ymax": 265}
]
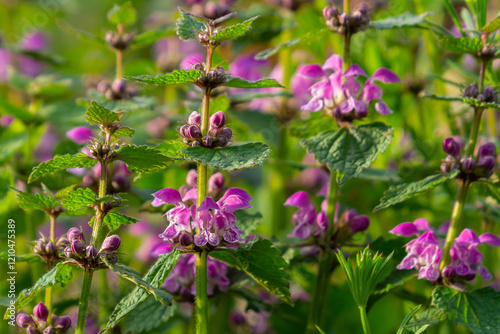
[
  {"xmin": 461, "ymin": 157, "xmax": 476, "ymax": 172},
  {"xmin": 478, "ymin": 142, "xmax": 496, "ymax": 158},
  {"xmin": 67, "ymin": 227, "xmax": 83, "ymax": 243},
  {"xmin": 463, "ymin": 82, "xmax": 479, "ymax": 98},
  {"xmin": 54, "ymin": 316, "xmax": 72, "ymax": 332},
  {"xmin": 442, "ymin": 265, "xmax": 455, "ymax": 279},
  {"xmin": 180, "ymin": 233, "xmax": 193, "ymax": 246},
  {"xmin": 339, "ymin": 13, "xmax": 350, "ymax": 25},
  {"xmin": 86, "ymin": 245, "xmax": 98, "ymax": 259},
  {"xmin": 202, "ymin": 135, "xmax": 213, "ymax": 147},
  {"xmin": 34, "ymin": 302, "xmax": 49, "ymax": 322},
  {"xmin": 357, "ymin": 3, "xmax": 369, "ymax": 14},
  {"xmin": 350, "ymin": 215, "xmax": 370, "ymax": 233},
  {"xmin": 186, "ymin": 170, "xmax": 198, "ymax": 188},
  {"xmin": 208, "ymin": 173, "xmax": 224, "ymax": 194},
  {"xmin": 219, "ymin": 127, "xmax": 232, "ymax": 138},
  {"xmin": 101, "ymin": 235, "xmax": 121, "ymax": 252},
  {"xmin": 323, "ymin": 6, "xmax": 335, "ymax": 20},
  {"xmin": 352, "ymin": 11, "xmax": 363, "ymax": 24},
  {"xmin": 16, "ymin": 314, "xmax": 34, "ymax": 328},
  {"xmin": 442, "ymin": 137, "xmax": 460, "ymax": 158},
  {"xmin": 188, "ymin": 111, "xmax": 201, "ymax": 125},
  {"xmin": 45, "ymin": 241, "xmax": 56, "ymax": 253},
  {"xmin": 187, "ymin": 125, "xmax": 202, "ymax": 139},
  {"xmin": 27, "ymin": 326, "xmax": 37, "ymax": 334},
  {"xmin": 97, "ymin": 81, "xmax": 111, "ymax": 94},
  {"xmin": 112, "ymin": 79, "xmax": 126, "ymax": 94},
  {"xmin": 478, "ymin": 156, "xmax": 495, "ymax": 171},
  {"xmin": 43, "ymin": 327, "xmax": 55, "ymax": 334}
]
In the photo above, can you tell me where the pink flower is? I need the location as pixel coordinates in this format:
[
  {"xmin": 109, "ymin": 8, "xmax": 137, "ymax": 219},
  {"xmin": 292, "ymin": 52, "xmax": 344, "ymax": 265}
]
[{"xmin": 66, "ymin": 126, "xmax": 93, "ymax": 144}]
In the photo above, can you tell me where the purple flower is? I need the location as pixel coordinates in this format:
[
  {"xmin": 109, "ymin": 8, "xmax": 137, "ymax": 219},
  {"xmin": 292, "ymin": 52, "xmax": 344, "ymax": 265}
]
[
  {"xmin": 66, "ymin": 127, "xmax": 93, "ymax": 144},
  {"xmin": 16, "ymin": 314, "xmax": 34, "ymax": 328},
  {"xmin": 20, "ymin": 31, "xmax": 47, "ymax": 51},
  {"xmin": 34, "ymin": 302, "xmax": 49, "ymax": 322},
  {"xmin": 180, "ymin": 52, "xmax": 204, "ymax": 71},
  {"xmin": 54, "ymin": 315, "xmax": 72, "ymax": 331},
  {"xmin": 442, "ymin": 137, "xmax": 460, "ymax": 158},
  {"xmin": 209, "ymin": 111, "xmax": 226, "ymax": 130},
  {"xmin": 101, "ymin": 235, "xmax": 121, "ymax": 252},
  {"xmin": 298, "ymin": 54, "xmax": 401, "ymax": 119},
  {"xmin": 229, "ymin": 54, "xmax": 268, "ymax": 81},
  {"xmin": 1, "ymin": 115, "xmax": 14, "ymax": 127},
  {"xmin": 284, "ymin": 191, "xmax": 326, "ymax": 239}
]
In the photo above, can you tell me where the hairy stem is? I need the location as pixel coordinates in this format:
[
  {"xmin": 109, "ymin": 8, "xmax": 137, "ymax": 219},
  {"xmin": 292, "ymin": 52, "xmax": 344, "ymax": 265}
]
[
  {"xmin": 359, "ymin": 306, "xmax": 372, "ymax": 334},
  {"xmin": 195, "ymin": 249, "xmax": 209, "ymax": 334},
  {"xmin": 75, "ymin": 271, "xmax": 94, "ymax": 334}
]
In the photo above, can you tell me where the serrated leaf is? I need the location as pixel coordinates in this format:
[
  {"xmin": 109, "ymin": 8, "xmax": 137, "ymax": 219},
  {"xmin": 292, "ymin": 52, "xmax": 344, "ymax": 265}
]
[
  {"xmin": 0, "ymin": 98, "xmax": 34, "ymax": 121},
  {"xmin": 157, "ymin": 141, "xmax": 187, "ymax": 159},
  {"xmin": 124, "ymin": 297, "xmax": 177, "ymax": 333},
  {"xmin": 396, "ymin": 305, "xmax": 422, "ymax": 334},
  {"xmin": 176, "ymin": 9, "xmax": 206, "ymax": 41},
  {"xmin": 224, "ymin": 77, "xmax": 284, "ymax": 89},
  {"xmin": 116, "ymin": 145, "xmax": 175, "ymax": 173},
  {"xmin": 104, "ymin": 212, "xmax": 138, "ymax": 232},
  {"xmin": 406, "ymin": 308, "xmax": 446, "ymax": 333},
  {"xmin": 102, "ymin": 257, "xmax": 173, "ymax": 306},
  {"xmin": 433, "ymin": 286, "xmax": 500, "ymax": 334},
  {"xmin": 86, "ymin": 101, "xmax": 120, "ymax": 126},
  {"xmin": 303, "ymin": 123, "xmax": 394, "ymax": 184},
  {"xmin": 131, "ymin": 28, "xmax": 176, "ymax": 50},
  {"xmin": 28, "ymin": 153, "xmax": 98, "ymax": 183},
  {"xmin": 126, "ymin": 69, "xmax": 203, "ymax": 86},
  {"xmin": 100, "ymin": 249, "xmax": 181, "ymax": 334},
  {"xmin": 210, "ymin": 238, "xmax": 291, "ymax": 304},
  {"xmin": 463, "ymin": 98, "xmax": 500, "ymax": 109},
  {"xmin": 374, "ymin": 170, "xmax": 459, "ymax": 211},
  {"xmin": 290, "ymin": 113, "xmax": 336, "ymax": 139},
  {"xmin": 183, "ymin": 142, "xmax": 271, "ymax": 171},
  {"xmin": 0, "ymin": 253, "xmax": 42, "ymax": 263},
  {"xmin": 419, "ymin": 91, "xmax": 463, "ymax": 101},
  {"xmin": 235, "ymin": 211, "xmax": 262, "ymax": 238},
  {"xmin": 482, "ymin": 17, "xmax": 500, "ymax": 33},
  {"xmin": 3, "ymin": 263, "xmax": 73, "ymax": 319},
  {"xmin": 437, "ymin": 36, "xmax": 482, "ymax": 54},
  {"xmin": 255, "ymin": 39, "xmax": 299, "ymax": 60},
  {"xmin": 12, "ymin": 188, "xmax": 60, "ymax": 212},
  {"xmin": 369, "ymin": 12, "xmax": 431, "ymax": 30},
  {"xmin": 107, "ymin": 2, "xmax": 137, "ymax": 26},
  {"xmin": 62, "ymin": 187, "xmax": 96, "ymax": 211},
  {"xmin": 113, "ymin": 126, "xmax": 135, "ymax": 137},
  {"xmin": 210, "ymin": 16, "xmax": 259, "ymax": 43}
]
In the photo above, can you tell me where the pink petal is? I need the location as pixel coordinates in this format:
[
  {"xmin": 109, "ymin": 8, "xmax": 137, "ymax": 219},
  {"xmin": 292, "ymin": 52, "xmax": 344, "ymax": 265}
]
[
  {"xmin": 375, "ymin": 100, "xmax": 393, "ymax": 115},
  {"xmin": 456, "ymin": 229, "xmax": 480, "ymax": 245},
  {"xmin": 413, "ymin": 218, "xmax": 434, "ymax": 232},
  {"xmin": 301, "ymin": 97, "xmax": 324, "ymax": 112},
  {"xmin": 218, "ymin": 188, "xmax": 253, "ymax": 203},
  {"xmin": 300, "ymin": 64, "xmax": 325, "ymax": 78},
  {"xmin": 479, "ymin": 233, "xmax": 500, "ymax": 246},
  {"xmin": 66, "ymin": 127, "xmax": 93, "ymax": 144},
  {"xmin": 389, "ymin": 222, "xmax": 419, "ymax": 237},
  {"xmin": 322, "ymin": 54, "xmax": 343, "ymax": 72},
  {"xmin": 152, "ymin": 188, "xmax": 183, "ymax": 206},
  {"xmin": 180, "ymin": 53, "xmax": 204, "ymax": 71},
  {"xmin": 284, "ymin": 191, "xmax": 311, "ymax": 208},
  {"xmin": 221, "ymin": 195, "xmax": 252, "ymax": 211},
  {"xmin": 369, "ymin": 68, "xmax": 401, "ymax": 84},
  {"xmin": 182, "ymin": 187, "xmax": 198, "ymax": 203},
  {"xmin": 198, "ymin": 197, "xmax": 219, "ymax": 211},
  {"xmin": 194, "ymin": 232, "xmax": 208, "ymax": 247},
  {"xmin": 362, "ymin": 83, "xmax": 383, "ymax": 102},
  {"xmin": 343, "ymin": 64, "xmax": 367, "ymax": 77}
]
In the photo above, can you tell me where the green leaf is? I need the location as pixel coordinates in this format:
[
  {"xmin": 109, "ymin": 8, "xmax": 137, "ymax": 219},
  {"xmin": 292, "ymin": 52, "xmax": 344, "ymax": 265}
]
[
  {"xmin": 210, "ymin": 16, "xmax": 259, "ymax": 43},
  {"xmin": 157, "ymin": 141, "xmax": 187, "ymax": 159},
  {"xmin": 433, "ymin": 286, "xmax": 500, "ymax": 334},
  {"xmin": 183, "ymin": 142, "xmax": 271, "ymax": 171},
  {"xmin": 235, "ymin": 211, "xmax": 262, "ymax": 238},
  {"xmin": 0, "ymin": 132, "xmax": 29, "ymax": 163},
  {"xmin": 86, "ymin": 101, "xmax": 120, "ymax": 126},
  {"xmin": 419, "ymin": 91, "xmax": 463, "ymax": 102},
  {"xmin": 463, "ymin": 98, "xmax": 500, "ymax": 109},
  {"xmin": 56, "ymin": 20, "xmax": 106, "ymax": 47},
  {"xmin": 396, "ymin": 305, "xmax": 422, "ymax": 334},
  {"xmin": 0, "ymin": 253, "xmax": 42, "ymax": 263},
  {"xmin": 124, "ymin": 297, "xmax": 177, "ymax": 333},
  {"xmin": 113, "ymin": 126, "xmax": 135, "ymax": 137},
  {"xmin": 437, "ymin": 36, "xmax": 482, "ymax": 54},
  {"xmin": 125, "ymin": 69, "xmax": 203, "ymax": 86},
  {"xmin": 210, "ymin": 238, "xmax": 291, "ymax": 304},
  {"xmin": 374, "ymin": 170, "xmax": 459, "ymax": 211},
  {"xmin": 225, "ymin": 77, "xmax": 284, "ymax": 89},
  {"xmin": 482, "ymin": 17, "xmax": 500, "ymax": 33},
  {"xmin": 102, "ymin": 257, "xmax": 173, "ymax": 306},
  {"xmin": 12, "ymin": 188, "xmax": 60, "ymax": 212},
  {"xmin": 62, "ymin": 187, "xmax": 96, "ymax": 211},
  {"xmin": 131, "ymin": 28, "xmax": 175, "ymax": 50},
  {"xmin": 255, "ymin": 39, "xmax": 299, "ymax": 60},
  {"xmin": 211, "ymin": 94, "xmax": 230, "ymax": 112},
  {"xmin": 116, "ymin": 145, "xmax": 175, "ymax": 173},
  {"xmin": 107, "ymin": 2, "xmax": 137, "ymax": 26},
  {"xmin": 316, "ymin": 326, "xmax": 327, "ymax": 334},
  {"xmin": 406, "ymin": 308, "xmax": 446, "ymax": 333},
  {"xmin": 290, "ymin": 113, "xmax": 336, "ymax": 139},
  {"xmin": 176, "ymin": 9, "xmax": 206, "ymax": 41},
  {"xmin": 0, "ymin": 98, "xmax": 34, "ymax": 121},
  {"xmin": 28, "ymin": 153, "xmax": 98, "ymax": 183},
  {"xmin": 303, "ymin": 123, "xmax": 394, "ymax": 184},
  {"xmin": 100, "ymin": 249, "xmax": 181, "ymax": 334},
  {"xmin": 3, "ymin": 263, "xmax": 73, "ymax": 319},
  {"xmin": 104, "ymin": 212, "xmax": 139, "ymax": 232},
  {"xmin": 369, "ymin": 12, "xmax": 431, "ymax": 30}
]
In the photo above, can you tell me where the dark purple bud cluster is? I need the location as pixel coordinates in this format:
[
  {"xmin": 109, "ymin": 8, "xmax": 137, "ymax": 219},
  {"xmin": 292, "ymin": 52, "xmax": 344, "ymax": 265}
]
[
  {"xmin": 180, "ymin": 111, "xmax": 232, "ymax": 148},
  {"xmin": 335, "ymin": 209, "xmax": 370, "ymax": 242},
  {"xmin": 323, "ymin": 3, "xmax": 370, "ymax": 34},
  {"xmin": 463, "ymin": 82, "xmax": 498, "ymax": 103},
  {"xmin": 16, "ymin": 303, "xmax": 71, "ymax": 334},
  {"xmin": 179, "ymin": 169, "xmax": 226, "ymax": 200},
  {"xmin": 97, "ymin": 79, "xmax": 138, "ymax": 100},
  {"xmin": 194, "ymin": 65, "xmax": 227, "ymax": 89},
  {"xmin": 188, "ymin": 0, "xmax": 234, "ymax": 20},
  {"xmin": 476, "ymin": 44, "xmax": 498, "ymax": 61},
  {"xmin": 63, "ymin": 227, "xmax": 120, "ymax": 270},
  {"xmin": 87, "ymin": 139, "xmax": 118, "ymax": 161},
  {"xmin": 441, "ymin": 137, "xmax": 496, "ymax": 181},
  {"xmin": 33, "ymin": 233, "xmax": 69, "ymax": 264},
  {"xmin": 105, "ymin": 31, "xmax": 134, "ymax": 51}
]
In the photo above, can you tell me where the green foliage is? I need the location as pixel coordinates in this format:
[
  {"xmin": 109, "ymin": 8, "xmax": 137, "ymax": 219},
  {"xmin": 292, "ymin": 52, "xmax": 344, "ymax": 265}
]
[
  {"xmin": 100, "ymin": 249, "xmax": 181, "ymax": 333},
  {"xmin": 85, "ymin": 101, "xmax": 120, "ymax": 126},
  {"xmin": 433, "ymin": 286, "xmax": 500, "ymax": 334},
  {"xmin": 101, "ymin": 257, "xmax": 174, "ymax": 306},
  {"xmin": 437, "ymin": 36, "xmax": 482, "ymax": 54},
  {"xmin": 12, "ymin": 188, "xmax": 60, "ymax": 212},
  {"xmin": 419, "ymin": 92, "xmax": 463, "ymax": 101},
  {"xmin": 62, "ymin": 187, "xmax": 96, "ymax": 211},
  {"xmin": 210, "ymin": 16, "xmax": 259, "ymax": 43},
  {"xmin": 113, "ymin": 126, "xmax": 135, "ymax": 137},
  {"xmin": 176, "ymin": 9, "xmax": 206, "ymax": 41},
  {"xmin": 131, "ymin": 29, "xmax": 175, "ymax": 50},
  {"xmin": 374, "ymin": 170, "xmax": 459, "ymax": 211},
  {"xmin": 124, "ymin": 298, "xmax": 177, "ymax": 333},
  {"xmin": 235, "ymin": 211, "xmax": 262, "ymax": 238},
  {"xmin": 482, "ymin": 17, "xmax": 500, "ymax": 33},
  {"xmin": 125, "ymin": 69, "xmax": 203, "ymax": 85},
  {"xmin": 3, "ymin": 263, "xmax": 73, "ymax": 319},
  {"xmin": 0, "ymin": 132, "xmax": 29, "ymax": 163},
  {"xmin": 303, "ymin": 123, "xmax": 394, "ymax": 184},
  {"xmin": 335, "ymin": 248, "xmax": 393, "ymax": 308},
  {"xmin": 28, "ymin": 153, "xmax": 98, "ymax": 183},
  {"xmin": 255, "ymin": 39, "xmax": 299, "ymax": 60},
  {"xmin": 405, "ymin": 307, "xmax": 446, "ymax": 333},
  {"xmin": 224, "ymin": 77, "xmax": 284, "ymax": 89},
  {"xmin": 463, "ymin": 98, "xmax": 500, "ymax": 109},
  {"xmin": 116, "ymin": 145, "xmax": 175, "ymax": 173},
  {"xmin": 183, "ymin": 142, "xmax": 271, "ymax": 171},
  {"xmin": 369, "ymin": 12, "xmax": 431, "ymax": 30},
  {"xmin": 156, "ymin": 141, "xmax": 187, "ymax": 159},
  {"xmin": 210, "ymin": 238, "xmax": 291, "ymax": 304},
  {"xmin": 56, "ymin": 20, "xmax": 106, "ymax": 48},
  {"xmin": 0, "ymin": 98, "xmax": 33, "ymax": 121},
  {"xmin": 103, "ymin": 212, "xmax": 139, "ymax": 231},
  {"xmin": 0, "ymin": 253, "xmax": 42, "ymax": 263},
  {"xmin": 290, "ymin": 113, "xmax": 336, "ymax": 139},
  {"xmin": 107, "ymin": 2, "xmax": 137, "ymax": 26}
]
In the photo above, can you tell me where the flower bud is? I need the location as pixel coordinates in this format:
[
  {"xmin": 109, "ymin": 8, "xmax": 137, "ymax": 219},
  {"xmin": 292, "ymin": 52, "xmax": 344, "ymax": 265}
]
[
  {"xmin": 339, "ymin": 13, "xmax": 350, "ymax": 25},
  {"xmin": 208, "ymin": 173, "xmax": 224, "ymax": 194},
  {"xmin": 64, "ymin": 247, "xmax": 72, "ymax": 258},
  {"xmin": 16, "ymin": 314, "xmax": 34, "ymax": 328},
  {"xmin": 463, "ymin": 82, "xmax": 479, "ymax": 98},
  {"xmin": 71, "ymin": 240, "xmax": 85, "ymax": 254},
  {"xmin": 33, "ymin": 241, "xmax": 44, "ymax": 254},
  {"xmin": 67, "ymin": 227, "xmax": 83, "ymax": 243},
  {"xmin": 34, "ymin": 302, "xmax": 49, "ymax": 322},
  {"xmin": 101, "ymin": 235, "xmax": 121, "ymax": 252},
  {"xmin": 463, "ymin": 272, "xmax": 476, "ymax": 281},
  {"xmin": 54, "ymin": 316, "xmax": 72, "ymax": 332},
  {"xmin": 219, "ymin": 127, "xmax": 232, "ymax": 138},
  {"xmin": 442, "ymin": 265, "xmax": 455, "ymax": 279},
  {"xmin": 105, "ymin": 31, "xmax": 114, "ymax": 44},
  {"xmin": 97, "ymin": 81, "xmax": 111, "ymax": 94},
  {"xmin": 179, "ymin": 125, "xmax": 189, "ymax": 138},
  {"xmin": 180, "ymin": 233, "xmax": 193, "ymax": 246},
  {"xmin": 186, "ymin": 169, "xmax": 198, "ymax": 188},
  {"xmin": 442, "ymin": 137, "xmax": 460, "ymax": 158},
  {"xmin": 216, "ymin": 136, "xmax": 229, "ymax": 147},
  {"xmin": 27, "ymin": 326, "xmax": 37, "ymax": 334},
  {"xmin": 350, "ymin": 215, "xmax": 370, "ymax": 233},
  {"xmin": 209, "ymin": 111, "xmax": 226, "ymax": 130},
  {"xmin": 357, "ymin": 3, "xmax": 369, "ymax": 14},
  {"xmin": 45, "ymin": 241, "xmax": 56, "ymax": 253},
  {"xmin": 478, "ymin": 156, "xmax": 495, "ymax": 171},
  {"xmin": 352, "ymin": 11, "xmax": 363, "ymax": 24},
  {"xmin": 231, "ymin": 311, "xmax": 247, "ymax": 325},
  {"xmin": 461, "ymin": 157, "xmax": 476, "ymax": 172},
  {"xmin": 86, "ymin": 245, "xmax": 98, "ymax": 259},
  {"xmin": 111, "ymin": 79, "xmax": 126, "ymax": 94},
  {"xmin": 478, "ymin": 142, "xmax": 496, "ymax": 158},
  {"xmin": 191, "ymin": 141, "xmax": 201, "ymax": 147},
  {"xmin": 104, "ymin": 254, "xmax": 118, "ymax": 265},
  {"xmin": 43, "ymin": 327, "xmax": 55, "ymax": 334},
  {"xmin": 323, "ymin": 6, "xmax": 335, "ymax": 20},
  {"xmin": 203, "ymin": 135, "xmax": 213, "ymax": 147},
  {"xmin": 188, "ymin": 111, "xmax": 201, "ymax": 125},
  {"xmin": 186, "ymin": 125, "xmax": 202, "ymax": 139}
]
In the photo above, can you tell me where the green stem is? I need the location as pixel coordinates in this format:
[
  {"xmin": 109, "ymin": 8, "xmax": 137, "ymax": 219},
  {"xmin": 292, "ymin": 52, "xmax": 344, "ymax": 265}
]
[
  {"xmin": 270, "ymin": 126, "xmax": 287, "ymax": 236},
  {"xmin": 99, "ymin": 269, "xmax": 110, "ymax": 327},
  {"xmin": 116, "ymin": 24, "xmax": 124, "ymax": 79},
  {"xmin": 359, "ymin": 306, "xmax": 371, "ymax": 334},
  {"xmin": 195, "ymin": 249, "xmax": 209, "ymax": 334},
  {"xmin": 343, "ymin": 34, "xmax": 351, "ymax": 71},
  {"xmin": 479, "ymin": 60, "xmax": 486, "ymax": 92},
  {"xmin": 466, "ymin": 108, "xmax": 484, "ymax": 157},
  {"xmin": 75, "ymin": 271, "xmax": 94, "ymax": 334},
  {"xmin": 344, "ymin": 0, "xmax": 351, "ymax": 14}
]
